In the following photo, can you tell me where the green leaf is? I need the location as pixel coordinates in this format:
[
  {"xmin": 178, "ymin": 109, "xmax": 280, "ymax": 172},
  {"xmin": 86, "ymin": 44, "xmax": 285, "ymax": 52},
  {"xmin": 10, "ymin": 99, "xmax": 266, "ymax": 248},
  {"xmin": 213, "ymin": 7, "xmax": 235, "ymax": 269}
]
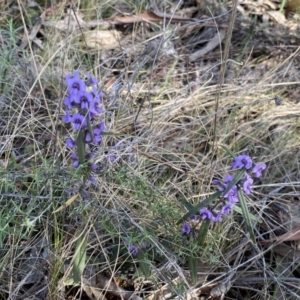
[
  {"xmin": 233, "ymin": 205, "xmax": 261, "ymax": 223},
  {"xmin": 238, "ymin": 189, "xmax": 256, "ymax": 243},
  {"xmin": 137, "ymin": 252, "xmax": 151, "ymax": 278},
  {"xmin": 177, "ymin": 191, "xmax": 222, "ymax": 224},
  {"xmin": 197, "ymin": 219, "xmax": 210, "ymax": 247},
  {"xmin": 72, "ymin": 233, "xmax": 87, "ymax": 284},
  {"xmin": 188, "ymin": 255, "xmax": 198, "ymax": 285},
  {"xmin": 76, "ymin": 130, "xmax": 86, "ymax": 165},
  {"xmin": 220, "ymin": 145, "xmax": 236, "ymax": 158}
]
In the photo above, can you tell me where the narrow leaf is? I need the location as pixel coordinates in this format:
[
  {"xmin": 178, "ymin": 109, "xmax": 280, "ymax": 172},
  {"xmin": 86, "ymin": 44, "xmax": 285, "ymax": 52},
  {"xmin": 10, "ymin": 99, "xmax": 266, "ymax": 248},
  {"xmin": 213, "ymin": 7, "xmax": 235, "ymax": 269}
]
[
  {"xmin": 197, "ymin": 219, "xmax": 210, "ymax": 247},
  {"xmin": 188, "ymin": 255, "xmax": 198, "ymax": 285},
  {"xmin": 238, "ymin": 189, "xmax": 256, "ymax": 243},
  {"xmin": 220, "ymin": 145, "xmax": 236, "ymax": 158},
  {"xmin": 177, "ymin": 191, "xmax": 222, "ymax": 224},
  {"xmin": 76, "ymin": 130, "xmax": 85, "ymax": 164},
  {"xmin": 53, "ymin": 193, "xmax": 80, "ymax": 213},
  {"xmin": 72, "ymin": 233, "xmax": 87, "ymax": 284}
]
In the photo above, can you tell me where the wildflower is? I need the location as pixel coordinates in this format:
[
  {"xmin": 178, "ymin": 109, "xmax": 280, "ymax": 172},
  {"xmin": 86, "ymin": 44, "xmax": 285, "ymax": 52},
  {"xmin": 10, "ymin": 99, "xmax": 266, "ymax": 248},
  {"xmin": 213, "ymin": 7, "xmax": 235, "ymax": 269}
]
[
  {"xmin": 78, "ymin": 90, "xmax": 94, "ymax": 110},
  {"xmin": 66, "ymin": 138, "xmax": 75, "ymax": 148},
  {"xmin": 62, "ymin": 110, "xmax": 72, "ymax": 123},
  {"xmin": 86, "ymin": 73, "xmax": 98, "ymax": 86},
  {"xmin": 200, "ymin": 208, "xmax": 214, "ymax": 221},
  {"xmin": 224, "ymin": 186, "xmax": 238, "ymax": 203},
  {"xmin": 242, "ymin": 173, "xmax": 253, "ymax": 195},
  {"xmin": 213, "ymin": 178, "xmax": 225, "ymax": 191},
  {"xmin": 252, "ymin": 163, "xmax": 266, "ymax": 178},
  {"xmin": 70, "ymin": 113, "xmax": 87, "ymax": 130},
  {"xmin": 221, "ymin": 203, "xmax": 234, "ymax": 215},
  {"xmin": 232, "ymin": 154, "xmax": 252, "ymax": 170},
  {"xmin": 224, "ymin": 175, "xmax": 234, "ymax": 184},
  {"xmin": 129, "ymin": 244, "xmax": 139, "ymax": 256},
  {"xmin": 66, "ymin": 71, "xmax": 86, "ymax": 95},
  {"xmin": 181, "ymin": 222, "xmax": 191, "ymax": 235},
  {"xmin": 71, "ymin": 152, "xmax": 79, "ymax": 168},
  {"xmin": 212, "ymin": 212, "xmax": 223, "ymax": 222},
  {"xmin": 189, "ymin": 215, "xmax": 198, "ymax": 221}
]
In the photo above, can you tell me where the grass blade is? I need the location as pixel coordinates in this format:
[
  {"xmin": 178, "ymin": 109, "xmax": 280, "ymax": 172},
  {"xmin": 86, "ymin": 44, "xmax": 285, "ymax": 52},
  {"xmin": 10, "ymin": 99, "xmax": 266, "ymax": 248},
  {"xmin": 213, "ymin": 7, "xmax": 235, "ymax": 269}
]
[{"xmin": 238, "ymin": 188, "xmax": 256, "ymax": 243}]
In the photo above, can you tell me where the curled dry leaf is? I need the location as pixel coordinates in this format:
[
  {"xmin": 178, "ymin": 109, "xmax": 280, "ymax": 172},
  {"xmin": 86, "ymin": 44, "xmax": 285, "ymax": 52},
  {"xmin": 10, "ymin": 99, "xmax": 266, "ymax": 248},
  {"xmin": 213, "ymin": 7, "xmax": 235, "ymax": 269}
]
[
  {"xmin": 103, "ymin": 10, "xmax": 196, "ymax": 24},
  {"xmin": 189, "ymin": 29, "xmax": 226, "ymax": 62},
  {"xmin": 267, "ymin": 11, "xmax": 287, "ymax": 25},
  {"xmin": 85, "ymin": 30, "xmax": 121, "ymax": 50}
]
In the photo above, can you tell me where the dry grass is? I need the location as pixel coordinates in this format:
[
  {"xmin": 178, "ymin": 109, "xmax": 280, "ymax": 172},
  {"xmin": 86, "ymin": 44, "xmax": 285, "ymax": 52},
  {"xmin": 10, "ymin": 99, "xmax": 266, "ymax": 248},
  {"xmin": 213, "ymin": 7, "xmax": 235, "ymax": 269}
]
[{"xmin": 1, "ymin": 0, "xmax": 300, "ymax": 299}]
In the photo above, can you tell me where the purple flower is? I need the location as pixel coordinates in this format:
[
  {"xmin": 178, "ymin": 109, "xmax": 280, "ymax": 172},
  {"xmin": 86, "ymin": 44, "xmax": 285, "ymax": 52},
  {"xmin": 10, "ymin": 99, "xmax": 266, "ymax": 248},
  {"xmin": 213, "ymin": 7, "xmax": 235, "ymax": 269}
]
[
  {"xmin": 89, "ymin": 176, "xmax": 96, "ymax": 185},
  {"xmin": 233, "ymin": 154, "xmax": 252, "ymax": 170},
  {"xmin": 224, "ymin": 186, "xmax": 238, "ymax": 203},
  {"xmin": 92, "ymin": 128, "xmax": 103, "ymax": 144},
  {"xmin": 181, "ymin": 222, "xmax": 191, "ymax": 235},
  {"xmin": 200, "ymin": 208, "xmax": 213, "ymax": 221},
  {"xmin": 212, "ymin": 179, "xmax": 225, "ymax": 191},
  {"xmin": 252, "ymin": 163, "xmax": 266, "ymax": 178},
  {"xmin": 129, "ymin": 244, "xmax": 139, "ymax": 256},
  {"xmin": 71, "ymin": 152, "xmax": 79, "ymax": 167},
  {"xmin": 78, "ymin": 91, "xmax": 93, "ymax": 110},
  {"xmin": 97, "ymin": 121, "xmax": 105, "ymax": 131},
  {"xmin": 243, "ymin": 173, "xmax": 253, "ymax": 195},
  {"xmin": 93, "ymin": 92, "xmax": 103, "ymax": 104},
  {"xmin": 66, "ymin": 138, "xmax": 75, "ymax": 148},
  {"xmin": 85, "ymin": 132, "xmax": 92, "ymax": 143},
  {"xmin": 212, "ymin": 212, "xmax": 223, "ymax": 222},
  {"xmin": 221, "ymin": 203, "xmax": 234, "ymax": 215},
  {"xmin": 90, "ymin": 164, "xmax": 98, "ymax": 170},
  {"xmin": 66, "ymin": 72, "xmax": 86, "ymax": 95},
  {"xmin": 189, "ymin": 215, "xmax": 198, "ymax": 221},
  {"xmin": 86, "ymin": 73, "xmax": 98, "ymax": 86},
  {"xmin": 62, "ymin": 110, "xmax": 72, "ymax": 123},
  {"xmin": 224, "ymin": 175, "xmax": 234, "ymax": 184},
  {"xmin": 70, "ymin": 113, "xmax": 87, "ymax": 130},
  {"xmin": 63, "ymin": 96, "xmax": 73, "ymax": 109}
]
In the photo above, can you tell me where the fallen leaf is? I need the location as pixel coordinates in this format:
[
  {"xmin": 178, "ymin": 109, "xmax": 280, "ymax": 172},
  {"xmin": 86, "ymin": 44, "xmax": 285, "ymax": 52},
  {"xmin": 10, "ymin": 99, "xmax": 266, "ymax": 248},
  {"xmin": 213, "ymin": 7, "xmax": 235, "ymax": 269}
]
[
  {"xmin": 267, "ymin": 11, "xmax": 287, "ymax": 25},
  {"xmin": 103, "ymin": 10, "xmax": 196, "ymax": 24},
  {"xmin": 84, "ymin": 30, "xmax": 121, "ymax": 50},
  {"xmin": 189, "ymin": 29, "xmax": 226, "ymax": 62}
]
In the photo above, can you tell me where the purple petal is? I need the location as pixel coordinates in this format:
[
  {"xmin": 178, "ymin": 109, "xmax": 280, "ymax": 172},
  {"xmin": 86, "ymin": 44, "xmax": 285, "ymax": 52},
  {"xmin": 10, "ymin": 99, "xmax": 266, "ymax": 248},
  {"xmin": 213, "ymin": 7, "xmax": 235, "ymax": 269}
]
[
  {"xmin": 86, "ymin": 73, "xmax": 98, "ymax": 86},
  {"xmin": 66, "ymin": 138, "xmax": 75, "ymax": 148},
  {"xmin": 200, "ymin": 208, "xmax": 213, "ymax": 221},
  {"xmin": 221, "ymin": 203, "xmax": 234, "ymax": 215},
  {"xmin": 181, "ymin": 222, "xmax": 191, "ymax": 235},
  {"xmin": 243, "ymin": 174, "xmax": 253, "ymax": 195},
  {"xmin": 73, "ymin": 160, "xmax": 80, "ymax": 168},
  {"xmin": 212, "ymin": 213, "xmax": 223, "ymax": 222},
  {"xmin": 66, "ymin": 75, "xmax": 86, "ymax": 95},
  {"xmin": 78, "ymin": 91, "xmax": 93, "ymax": 110},
  {"xmin": 225, "ymin": 186, "xmax": 238, "ymax": 203},
  {"xmin": 85, "ymin": 133, "xmax": 92, "ymax": 143},
  {"xmin": 224, "ymin": 175, "xmax": 234, "ymax": 184},
  {"xmin": 62, "ymin": 110, "xmax": 72, "ymax": 123},
  {"xmin": 129, "ymin": 244, "xmax": 139, "ymax": 256},
  {"xmin": 90, "ymin": 164, "xmax": 98, "ymax": 170},
  {"xmin": 252, "ymin": 163, "xmax": 266, "ymax": 178},
  {"xmin": 232, "ymin": 154, "xmax": 252, "ymax": 170},
  {"xmin": 70, "ymin": 113, "xmax": 87, "ymax": 130}
]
